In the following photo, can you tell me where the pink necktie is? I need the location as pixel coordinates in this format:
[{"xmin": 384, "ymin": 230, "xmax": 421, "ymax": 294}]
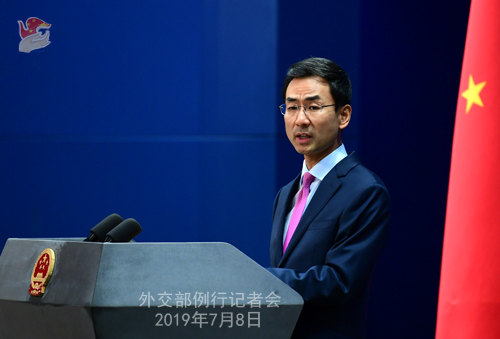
[{"xmin": 283, "ymin": 172, "xmax": 315, "ymax": 253}]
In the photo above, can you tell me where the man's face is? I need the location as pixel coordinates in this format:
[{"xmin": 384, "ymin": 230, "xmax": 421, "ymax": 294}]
[{"xmin": 284, "ymin": 76, "xmax": 349, "ymax": 169}]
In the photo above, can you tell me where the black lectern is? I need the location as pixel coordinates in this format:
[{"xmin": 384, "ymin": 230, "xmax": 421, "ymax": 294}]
[{"xmin": 0, "ymin": 239, "xmax": 303, "ymax": 338}]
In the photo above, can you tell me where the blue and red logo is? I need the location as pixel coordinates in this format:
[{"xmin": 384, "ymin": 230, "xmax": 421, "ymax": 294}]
[{"xmin": 18, "ymin": 17, "xmax": 51, "ymax": 53}]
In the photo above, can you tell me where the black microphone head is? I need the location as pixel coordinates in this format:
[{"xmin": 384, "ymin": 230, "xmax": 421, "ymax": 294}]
[
  {"xmin": 85, "ymin": 213, "xmax": 123, "ymax": 242},
  {"xmin": 104, "ymin": 218, "xmax": 142, "ymax": 242}
]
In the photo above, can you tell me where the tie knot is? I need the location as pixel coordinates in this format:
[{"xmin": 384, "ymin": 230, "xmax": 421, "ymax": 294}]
[{"xmin": 302, "ymin": 172, "xmax": 315, "ymax": 189}]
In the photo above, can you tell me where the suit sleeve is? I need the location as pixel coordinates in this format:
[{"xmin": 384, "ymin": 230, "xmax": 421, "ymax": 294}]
[{"xmin": 267, "ymin": 183, "xmax": 391, "ymax": 306}]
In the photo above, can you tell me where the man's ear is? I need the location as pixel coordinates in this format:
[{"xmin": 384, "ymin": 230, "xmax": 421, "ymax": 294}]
[{"xmin": 338, "ymin": 104, "xmax": 352, "ymax": 130}]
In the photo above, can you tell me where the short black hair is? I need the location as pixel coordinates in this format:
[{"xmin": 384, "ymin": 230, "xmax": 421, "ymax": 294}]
[{"xmin": 282, "ymin": 57, "xmax": 352, "ymax": 108}]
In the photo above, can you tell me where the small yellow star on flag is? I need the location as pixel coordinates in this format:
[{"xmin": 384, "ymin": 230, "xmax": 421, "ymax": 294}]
[{"xmin": 462, "ymin": 75, "xmax": 486, "ymax": 114}]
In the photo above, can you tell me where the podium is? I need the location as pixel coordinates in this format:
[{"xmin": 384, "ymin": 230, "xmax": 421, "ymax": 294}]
[{"xmin": 0, "ymin": 239, "xmax": 303, "ymax": 338}]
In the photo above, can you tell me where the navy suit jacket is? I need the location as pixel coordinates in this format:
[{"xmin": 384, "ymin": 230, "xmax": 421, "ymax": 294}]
[{"xmin": 267, "ymin": 152, "xmax": 391, "ymax": 339}]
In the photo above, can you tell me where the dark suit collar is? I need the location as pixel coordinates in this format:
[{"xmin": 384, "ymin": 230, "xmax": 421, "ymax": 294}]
[
  {"xmin": 335, "ymin": 151, "xmax": 361, "ymax": 177},
  {"xmin": 278, "ymin": 152, "xmax": 361, "ymax": 267}
]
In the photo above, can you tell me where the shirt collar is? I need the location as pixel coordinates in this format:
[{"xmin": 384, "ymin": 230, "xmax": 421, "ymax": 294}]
[{"xmin": 301, "ymin": 144, "xmax": 348, "ymax": 182}]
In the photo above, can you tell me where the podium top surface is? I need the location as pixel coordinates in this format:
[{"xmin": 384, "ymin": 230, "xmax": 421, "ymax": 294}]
[{"xmin": 0, "ymin": 238, "xmax": 303, "ymax": 308}]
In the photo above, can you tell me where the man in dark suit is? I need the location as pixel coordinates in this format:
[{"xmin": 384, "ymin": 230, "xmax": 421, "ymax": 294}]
[{"xmin": 267, "ymin": 58, "xmax": 391, "ymax": 338}]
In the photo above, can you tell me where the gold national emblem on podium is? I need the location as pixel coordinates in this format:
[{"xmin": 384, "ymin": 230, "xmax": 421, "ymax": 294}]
[{"xmin": 29, "ymin": 248, "xmax": 56, "ymax": 297}]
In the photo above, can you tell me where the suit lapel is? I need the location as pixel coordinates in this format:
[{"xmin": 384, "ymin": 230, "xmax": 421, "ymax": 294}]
[
  {"xmin": 278, "ymin": 152, "xmax": 361, "ymax": 267},
  {"xmin": 271, "ymin": 174, "xmax": 300, "ymax": 267}
]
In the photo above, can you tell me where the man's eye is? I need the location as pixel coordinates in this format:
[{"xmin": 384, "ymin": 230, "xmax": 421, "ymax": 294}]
[
  {"xmin": 308, "ymin": 105, "xmax": 321, "ymax": 111},
  {"xmin": 287, "ymin": 106, "xmax": 298, "ymax": 111}
]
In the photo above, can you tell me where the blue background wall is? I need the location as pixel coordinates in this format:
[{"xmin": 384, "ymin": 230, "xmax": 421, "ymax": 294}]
[{"xmin": 0, "ymin": 0, "xmax": 471, "ymax": 338}]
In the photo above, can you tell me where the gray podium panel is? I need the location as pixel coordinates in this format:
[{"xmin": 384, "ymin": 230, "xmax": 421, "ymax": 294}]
[
  {"xmin": 0, "ymin": 239, "xmax": 303, "ymax": 339},
  {"xmin": 0, "ymin": 238, "xmax": 102, "ymax": 339}
]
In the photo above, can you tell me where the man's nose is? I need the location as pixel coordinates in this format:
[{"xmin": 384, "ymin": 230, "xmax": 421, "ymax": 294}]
[{"xmin": 295, "ymin": 107, "xmax": 310, "ymax": 125}]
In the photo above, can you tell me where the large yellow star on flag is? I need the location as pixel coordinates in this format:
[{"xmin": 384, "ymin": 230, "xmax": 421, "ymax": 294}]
[{"xmin": 462, "ymin": 75, "xmax": 486, "ymax": 114}]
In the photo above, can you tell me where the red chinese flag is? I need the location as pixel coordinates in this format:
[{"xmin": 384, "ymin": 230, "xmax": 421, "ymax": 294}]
[{"xmin": 436, "ymin": 0, "xmax": 500, "ymax": 338}]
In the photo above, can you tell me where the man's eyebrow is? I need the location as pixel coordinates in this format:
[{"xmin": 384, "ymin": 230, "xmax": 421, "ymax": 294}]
[
  {"xmin": 304, "ymin": 95, "xmax": 321, "ymax": 101},
  {"xmin": 285, "ymin": 95, "xmax": 322, "ymax": 102}
]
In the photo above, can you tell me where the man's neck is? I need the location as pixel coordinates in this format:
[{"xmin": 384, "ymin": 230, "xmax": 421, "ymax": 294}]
[
  {"xmin": 304, "ymin": 140, "xmax": 343, "ymax": 170},
  {"xmin": 302, "ymin": 144, "xmax": 348, "ymax": 180}
]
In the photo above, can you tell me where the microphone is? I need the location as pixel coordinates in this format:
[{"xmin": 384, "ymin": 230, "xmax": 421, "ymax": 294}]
[
  {"xmin": 84, "ymin": 213, "xmax": 123, "ymax": 242},
  {"xmin": 104, "ymin": 218, "xmax": 142, "ymax": 242}
]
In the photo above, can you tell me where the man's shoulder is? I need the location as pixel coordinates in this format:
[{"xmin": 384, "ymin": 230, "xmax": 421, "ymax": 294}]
[{"xmin": 334, "ymin": 152, "xmax": 388, "ymax": 191}]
